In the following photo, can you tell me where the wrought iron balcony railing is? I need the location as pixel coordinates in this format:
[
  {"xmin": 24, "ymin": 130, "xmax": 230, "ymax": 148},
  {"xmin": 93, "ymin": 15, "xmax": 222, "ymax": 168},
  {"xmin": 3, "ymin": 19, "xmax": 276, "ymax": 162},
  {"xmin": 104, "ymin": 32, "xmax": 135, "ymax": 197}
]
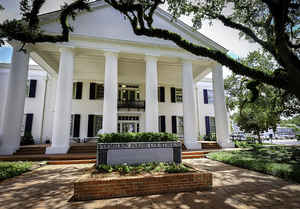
[{"xmin": 118, "ymin": 100, "xmax": 145, "ymax": 109}]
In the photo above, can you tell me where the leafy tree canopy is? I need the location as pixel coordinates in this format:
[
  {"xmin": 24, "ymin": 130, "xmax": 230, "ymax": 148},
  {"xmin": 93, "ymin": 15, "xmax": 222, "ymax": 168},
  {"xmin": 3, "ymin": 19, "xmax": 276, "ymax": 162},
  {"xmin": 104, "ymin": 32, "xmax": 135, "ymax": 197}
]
[
  {"xmin": 225, "ymin": 50, "xmax": 300, "ymax": 139},
  {"xmin": 0, "ymin": 0, "xmax": 90, "ymax": 50},
  {"xmin": 1, "ymin": 0, "xmax": 300, "ymax": 102},
  {"xmin": 104, "ymin": 0, "xmax": 300, "ymax": 101}
]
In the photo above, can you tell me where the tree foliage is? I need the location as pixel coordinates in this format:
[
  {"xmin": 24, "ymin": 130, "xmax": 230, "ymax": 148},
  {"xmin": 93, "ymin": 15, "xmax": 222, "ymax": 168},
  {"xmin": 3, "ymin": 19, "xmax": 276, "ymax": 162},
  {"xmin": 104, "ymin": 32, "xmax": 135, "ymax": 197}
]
[
  {"xmin": 104, "ymin": 0, "xmax": 300, "ymax": 101},
  {"xmin": 225, "ymin": 50, "xmax": 300, "ymax": 139},
  {"xmin": 0, "ymin": 0, "xmax": 90, "ymax": 50}
]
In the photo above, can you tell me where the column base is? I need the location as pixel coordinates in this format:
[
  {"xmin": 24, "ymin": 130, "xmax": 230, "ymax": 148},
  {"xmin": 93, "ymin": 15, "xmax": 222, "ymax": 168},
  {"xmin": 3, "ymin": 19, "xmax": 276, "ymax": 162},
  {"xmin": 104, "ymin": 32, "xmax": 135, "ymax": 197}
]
[
  {"xmin": 184, "ymin": 141, "xmax": 202, "ymax": 150},
  {"xmin": 46, "ymin": 145, "xmax": 69, "ymax": 154},
  {"xmin": 0, "ymin": 145, "xmax": 18, "ymax": 155}
]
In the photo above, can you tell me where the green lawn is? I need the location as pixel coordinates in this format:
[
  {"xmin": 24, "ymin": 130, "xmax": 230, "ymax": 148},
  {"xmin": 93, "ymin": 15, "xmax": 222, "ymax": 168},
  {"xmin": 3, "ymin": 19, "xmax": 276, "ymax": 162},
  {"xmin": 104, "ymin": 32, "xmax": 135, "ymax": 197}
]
[
  {"xmin": 0, "ymin": 161, "xmax": 32, "ymax": 181},
  {"xmin": 207, "ymin": 146, "xmax": 300, "ymax": 183}
]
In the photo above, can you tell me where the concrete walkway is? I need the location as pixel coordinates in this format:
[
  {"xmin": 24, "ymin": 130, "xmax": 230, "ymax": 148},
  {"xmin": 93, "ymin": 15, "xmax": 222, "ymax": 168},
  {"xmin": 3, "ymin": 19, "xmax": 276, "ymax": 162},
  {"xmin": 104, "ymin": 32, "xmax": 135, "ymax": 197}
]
[{"xmin": 0, "ymin": 159, "xmax": 299, "ymax": 209}]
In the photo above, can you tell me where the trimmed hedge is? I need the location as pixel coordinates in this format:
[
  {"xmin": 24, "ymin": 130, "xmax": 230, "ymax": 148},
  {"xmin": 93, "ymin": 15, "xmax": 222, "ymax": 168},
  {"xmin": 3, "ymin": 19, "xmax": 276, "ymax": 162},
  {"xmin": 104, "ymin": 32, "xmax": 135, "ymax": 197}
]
[
  {"xmin": 0, "ymin": 161, "xmax": 32, "ymax": 180},
  {"xmin": 97, "ymin": 132, "xmax": 178, "ymax": 143}
]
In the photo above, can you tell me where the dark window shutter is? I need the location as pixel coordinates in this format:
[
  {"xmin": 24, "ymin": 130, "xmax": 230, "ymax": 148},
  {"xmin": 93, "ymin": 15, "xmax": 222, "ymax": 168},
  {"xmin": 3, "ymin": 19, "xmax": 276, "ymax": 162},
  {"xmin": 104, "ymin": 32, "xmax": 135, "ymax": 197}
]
[
  {"xmin": 89, "ymin": 83, "xmax": 96, "ymax": 99},
  {"xmin": 87, "ymin": 115, "xmax": 94, "ymax": 137},
  {"xmin": 76, "ymin": 82, "xmax": 83, "ymax": 99},
  {"xmin": 159, "ymin": 116, "xmax": 166, "ymax": 132},
  {"xmin": 172, "ymin": 116, "xmax": 177, "ymax": 134},
  {"xmin": 73, "ymin": 114, "xmax": 81, "ymax": 137},
  {"xmin": 171, "ymin": 87, "xmax": 176, "ymax": 103},
  {"xmin": 159, "ymin": 87, "xmax": 165, "ymax": 102},
  {"xmin": 28, "ymin": 80, "xmax": 37, "ymax": 98},
  {"xmin": 203, "ymin": 89, "xmax": 208, "ymax": 104},
  {"xmin": 205, "ymin": 116, "xmax": 210, "ymax": 136},
  {"xmin": 25, "ymin": 113, "xmax": 33, "ymax": 134}
]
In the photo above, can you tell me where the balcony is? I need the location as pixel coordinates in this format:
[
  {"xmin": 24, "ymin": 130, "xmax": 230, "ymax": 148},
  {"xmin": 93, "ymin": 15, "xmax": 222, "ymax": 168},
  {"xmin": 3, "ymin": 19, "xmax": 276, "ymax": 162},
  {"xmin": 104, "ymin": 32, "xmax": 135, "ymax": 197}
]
[{"xmin": 118, "ymin": 100, "xmax": 145, "ymax": 110}]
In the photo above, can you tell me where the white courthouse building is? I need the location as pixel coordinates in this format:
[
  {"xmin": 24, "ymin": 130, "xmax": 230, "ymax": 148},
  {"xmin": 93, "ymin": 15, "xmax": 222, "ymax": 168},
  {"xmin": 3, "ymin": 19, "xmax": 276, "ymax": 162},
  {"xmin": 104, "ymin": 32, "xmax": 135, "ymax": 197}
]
[{"xmin": 0, "ymin": 1, "xmax": 232, "ymax": 155}]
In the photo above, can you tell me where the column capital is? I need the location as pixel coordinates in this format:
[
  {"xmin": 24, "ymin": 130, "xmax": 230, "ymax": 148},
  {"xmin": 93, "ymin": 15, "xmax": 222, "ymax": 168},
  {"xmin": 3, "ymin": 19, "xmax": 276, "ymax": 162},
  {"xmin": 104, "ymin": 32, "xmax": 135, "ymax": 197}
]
[
  {"xmin": 181, "ymin": 59, "xmax": 193, "ymax": 65},
  {"xmin": 104, "ymin": 50, "xmax": 119, "ymax": 58},
  {"xmin": 59, "ymin": 46, "xmax": 75, "ymax": 55},
  {"xmin": 144, "ymin": 53, "xmax": 160, "ymax": 62}
]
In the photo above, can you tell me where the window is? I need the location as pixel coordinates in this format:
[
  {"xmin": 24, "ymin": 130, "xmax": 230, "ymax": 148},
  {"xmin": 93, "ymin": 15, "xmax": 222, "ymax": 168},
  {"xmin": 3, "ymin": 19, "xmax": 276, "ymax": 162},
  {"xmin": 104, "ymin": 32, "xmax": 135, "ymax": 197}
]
[
  {"xmin": 90, "ymin": 83, "xmax": 104, "ymax": 100},
  {"xmin": 72, "ymin": 82, "xmax": 82, "ymax": 99},
  {"xmin": 70, "ymin": 114, "xmax": 80, "ymax": 137},
  {"xmin": 159, "ymin": 116, "xmax": 166, "ymax": 132},
  {"xmin": 87, "ymin": 115, "xmax": 103, "ymax": 137},
  {"xmin": 175, "ymin": 88, "xmax": 183, "ymax": 102},
  {"xmin": 205, "ymin": 116, "xmax": 216, "ymax": 136},
  {"xmin": 158, "ymin": 87, "xmax": 165, "ymax": 102},
  {"xmin": 172, "ymin": 115, "xmax": 184, "ymax": 136},
  {"xmin": 204, "ymin": 89, "xmax": 214, "ymax": 104},
  {"xmin": 118, "ymin": 84, "xmax": 140, "ymax": 101},
  {"xmin": 21, "ymin": 113, "xmax": 34, "ymax": 136},
  {"xmin": 26, "ymin": 80, "xmax": 37, "ymax": 98},
  {"xmin": 177, "ymin": 116, "xmax": 184, "ymax": 137}
]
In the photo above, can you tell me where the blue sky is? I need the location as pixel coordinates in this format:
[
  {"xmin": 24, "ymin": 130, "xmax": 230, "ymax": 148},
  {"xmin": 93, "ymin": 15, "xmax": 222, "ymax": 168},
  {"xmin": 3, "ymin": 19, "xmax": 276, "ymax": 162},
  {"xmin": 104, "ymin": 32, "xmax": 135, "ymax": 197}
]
[{"xmin": 0, "ymin": 47, "xmax": 12, "ymax": 63}]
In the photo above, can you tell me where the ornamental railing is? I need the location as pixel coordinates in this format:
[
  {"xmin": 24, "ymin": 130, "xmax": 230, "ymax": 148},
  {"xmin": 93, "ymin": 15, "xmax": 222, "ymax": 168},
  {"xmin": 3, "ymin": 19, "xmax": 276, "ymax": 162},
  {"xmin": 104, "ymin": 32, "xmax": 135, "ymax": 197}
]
[{"xmin": 118, "ymin": 100, "xmax": 145, "ymax": 109}]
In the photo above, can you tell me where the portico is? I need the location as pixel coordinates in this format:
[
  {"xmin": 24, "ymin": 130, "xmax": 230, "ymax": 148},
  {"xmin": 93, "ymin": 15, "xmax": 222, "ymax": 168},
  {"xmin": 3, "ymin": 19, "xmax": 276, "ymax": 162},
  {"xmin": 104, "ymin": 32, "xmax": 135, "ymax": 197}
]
[{"xmin": 0, "ymin": 1, "xmax": 233, "ymax": 155}]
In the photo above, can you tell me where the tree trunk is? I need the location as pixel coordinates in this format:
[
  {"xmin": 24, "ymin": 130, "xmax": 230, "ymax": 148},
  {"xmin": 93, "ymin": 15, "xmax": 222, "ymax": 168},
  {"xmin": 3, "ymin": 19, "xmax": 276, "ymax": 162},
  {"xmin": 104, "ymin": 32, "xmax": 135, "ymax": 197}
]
[{"xmin": 257, "ymin": 132, "xmax": 262, "ymax": 144}]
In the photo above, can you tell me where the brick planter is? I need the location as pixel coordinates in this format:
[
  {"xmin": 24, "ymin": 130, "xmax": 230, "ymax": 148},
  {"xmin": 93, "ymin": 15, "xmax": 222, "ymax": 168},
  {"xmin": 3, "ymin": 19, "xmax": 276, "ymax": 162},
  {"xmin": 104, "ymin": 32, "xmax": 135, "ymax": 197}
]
[{"xmin": 73, "ymin": 171, "xmax": 212, "ymax": 201}]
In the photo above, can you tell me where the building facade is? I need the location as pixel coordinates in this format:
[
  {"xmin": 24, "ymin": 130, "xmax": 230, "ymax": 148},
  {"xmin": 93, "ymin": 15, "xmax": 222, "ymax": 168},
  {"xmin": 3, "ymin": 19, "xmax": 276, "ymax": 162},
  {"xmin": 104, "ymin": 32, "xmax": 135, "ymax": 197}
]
[{"xmin": 0, "ymin": 1, "xmax": 233, "ymax": 155}]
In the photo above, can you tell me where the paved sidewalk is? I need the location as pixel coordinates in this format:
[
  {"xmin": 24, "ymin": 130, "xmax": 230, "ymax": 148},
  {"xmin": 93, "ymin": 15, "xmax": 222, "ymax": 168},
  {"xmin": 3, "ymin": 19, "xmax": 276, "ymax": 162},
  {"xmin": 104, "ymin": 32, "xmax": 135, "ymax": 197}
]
[{"xmin": 0, "ymin": 159, "xmax": 299, "ymax": 209}]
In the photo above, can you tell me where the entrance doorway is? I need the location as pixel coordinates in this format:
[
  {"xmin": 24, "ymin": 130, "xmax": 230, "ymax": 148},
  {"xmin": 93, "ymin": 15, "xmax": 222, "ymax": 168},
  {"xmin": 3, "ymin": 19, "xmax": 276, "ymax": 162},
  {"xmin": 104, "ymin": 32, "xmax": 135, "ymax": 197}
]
[{"xmin": 118, "ymin": 115, "xmax": 140, "ymax": 133}]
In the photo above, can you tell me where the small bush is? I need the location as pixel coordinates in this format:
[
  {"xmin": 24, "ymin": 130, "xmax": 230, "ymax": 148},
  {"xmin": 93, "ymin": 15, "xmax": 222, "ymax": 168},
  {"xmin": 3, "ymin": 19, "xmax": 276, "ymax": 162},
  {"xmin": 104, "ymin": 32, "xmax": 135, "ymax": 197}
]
[
  {"xmin": 96, "ymin": 162, "xmax": 191, "ymax": 175},
  {"xmin": 97, "ymin": 132, "xmax": 178, "ymax": 143},
  {"xmin": 0, "ymin": 161, "xmax": 32, "ymax": 180}
]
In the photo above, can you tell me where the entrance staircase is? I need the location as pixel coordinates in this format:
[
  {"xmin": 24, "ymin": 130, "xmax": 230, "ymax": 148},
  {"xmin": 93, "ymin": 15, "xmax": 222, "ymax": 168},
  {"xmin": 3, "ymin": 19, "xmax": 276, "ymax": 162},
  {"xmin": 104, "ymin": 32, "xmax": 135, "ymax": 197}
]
[
  {"xmin": 14, "ymin": 145, "xmax": 46, "ymax": 155},
  {"xmin": 68, "ymin": 143, "xmax": 97, "ymax": 154}
]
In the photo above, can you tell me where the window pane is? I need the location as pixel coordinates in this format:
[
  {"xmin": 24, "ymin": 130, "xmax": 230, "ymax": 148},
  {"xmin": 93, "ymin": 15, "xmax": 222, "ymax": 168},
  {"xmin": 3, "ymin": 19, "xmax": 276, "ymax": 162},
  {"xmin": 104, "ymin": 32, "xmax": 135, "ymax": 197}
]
[
  {"xmin": 176, "ymin": 88, "xmax": 182, "ymax": 102},
  {"xmin": 95, "ymin": 84, "xmax": 104, "ymax": 99},
  {"xmin": 72, "ymin": 83, "xmax": 76, "ymax": 99},
  {"xmin": 207, "ymin": 90, "xmax": 214, "ymax": 104},
  {"xmin": 177, "ymin": 116, "xmax": 184, "ymax": 136},
  {"xmin": 93, "ymin": 115, "xmax": 103, "ymax": 135}
]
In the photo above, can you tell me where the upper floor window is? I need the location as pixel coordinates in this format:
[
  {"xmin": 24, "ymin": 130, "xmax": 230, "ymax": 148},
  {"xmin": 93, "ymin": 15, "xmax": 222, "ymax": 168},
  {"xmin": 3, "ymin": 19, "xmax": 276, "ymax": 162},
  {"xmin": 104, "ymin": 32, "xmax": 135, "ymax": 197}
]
[
  {"xmin": 203, "ymin": 89, "xmax": 214, "ymax": 104},
  {"xmin": 26, "ymin": 80, "xmax": 37, "ymax": 98},
  {"xmin": 171, "ymin": 87, "xmax": 182, "ymax": 103},
  {"xmin": 118, "ymin": 84, "xmax": 140, "ymax": 101},
  {"xmin": 73, "ymin": 82, "xmax": 83, "ymax": 99},
  {"xmin": 90, "ymin": 83, "xmax": 104, "ymax": 100},
  {"xmin": 158, "ymin": 87, "xmax": 165, "ymax": 102}
]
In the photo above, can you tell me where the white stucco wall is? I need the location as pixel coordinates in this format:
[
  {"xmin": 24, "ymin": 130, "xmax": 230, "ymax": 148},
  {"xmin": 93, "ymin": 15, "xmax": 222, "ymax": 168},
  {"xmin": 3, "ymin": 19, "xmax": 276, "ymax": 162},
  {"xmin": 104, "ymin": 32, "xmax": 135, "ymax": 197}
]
[{"xmin": 0, "ymin": 64, "xmax": 47, "ymax": 143}]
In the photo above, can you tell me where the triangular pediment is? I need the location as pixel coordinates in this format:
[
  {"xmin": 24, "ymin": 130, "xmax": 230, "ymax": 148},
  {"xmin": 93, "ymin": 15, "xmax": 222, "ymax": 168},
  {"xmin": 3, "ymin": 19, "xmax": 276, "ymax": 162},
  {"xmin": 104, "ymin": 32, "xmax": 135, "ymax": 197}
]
[{"xmin": 40, "ymin": 2, "xmax": 226, "ymax": 52}]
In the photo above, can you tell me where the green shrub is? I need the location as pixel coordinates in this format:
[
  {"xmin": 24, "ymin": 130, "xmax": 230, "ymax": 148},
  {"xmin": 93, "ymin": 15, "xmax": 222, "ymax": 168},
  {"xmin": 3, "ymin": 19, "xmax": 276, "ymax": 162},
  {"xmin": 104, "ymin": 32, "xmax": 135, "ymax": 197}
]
[
  {"xmin": 0, "ymin": 161, "xmax": 32, "ymax": 180},
  {"xmin": 96, "ymin": 162, "xmax": 191, "ymax": 175},
  {"xmin": 97, "ymin": 132, "xmax": 178, "ymax": 143},
  {"xmin": 207, "ymin": 148, "xmax": 300, "ymax": 183},
  {"xmin": 296, "ymin": 135, "xmax": 300, "ymax": 141}
]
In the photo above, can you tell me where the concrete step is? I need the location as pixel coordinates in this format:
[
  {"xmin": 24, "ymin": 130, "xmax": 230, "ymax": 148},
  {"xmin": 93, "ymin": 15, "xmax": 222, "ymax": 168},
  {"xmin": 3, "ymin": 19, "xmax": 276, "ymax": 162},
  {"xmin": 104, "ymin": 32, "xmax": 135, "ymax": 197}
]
[{"xmin": 47, "ymin": 159, "xmax": 96, "ymax": 165}]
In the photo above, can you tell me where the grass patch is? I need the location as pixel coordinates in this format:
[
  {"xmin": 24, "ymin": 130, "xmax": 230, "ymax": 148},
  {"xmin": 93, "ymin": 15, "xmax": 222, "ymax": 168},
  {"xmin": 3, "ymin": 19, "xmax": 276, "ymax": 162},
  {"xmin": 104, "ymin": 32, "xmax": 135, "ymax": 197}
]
[
  {"xmin": 96, "ymin": 162, "xmax": 191, "ymax": 175},
  {"xmin": 207, "ymin": 146, "xmax": 300, "ymax": 183},
  {"xmin": 0, "ymin": 161, "xmax": 32, "ymax": 180}
]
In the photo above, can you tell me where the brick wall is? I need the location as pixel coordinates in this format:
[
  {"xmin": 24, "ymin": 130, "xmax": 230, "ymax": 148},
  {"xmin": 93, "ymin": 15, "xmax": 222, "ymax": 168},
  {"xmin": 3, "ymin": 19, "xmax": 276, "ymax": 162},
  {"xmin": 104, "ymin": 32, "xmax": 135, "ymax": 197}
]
[{"xmin": 74, "ymin": 172, "xmax": 212, "ymax": 201}]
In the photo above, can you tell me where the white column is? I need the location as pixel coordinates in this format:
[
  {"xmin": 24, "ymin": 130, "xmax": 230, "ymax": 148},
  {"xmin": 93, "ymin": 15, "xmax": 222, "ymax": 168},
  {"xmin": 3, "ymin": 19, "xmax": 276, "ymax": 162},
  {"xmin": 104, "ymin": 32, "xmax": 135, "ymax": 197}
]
[
  {"xmin": 103, "ymin": 52, "xmax": 118, "ymax": 133},
  {"xmin": 0, "ymin": 45, "xmax": 29, "ymax": 155},
  {"xmin": 212, "ymin": 64, "xmax": 234, "ymax": 148},
  {"xmin": 182, "ymin": 61, "xmax": 201, "ymax": 150},
  {"xmin": 46, "ymin": 47, "xmax": 74, "ymax": 154},
  {"xmin": 145, "ymin": 55, "xmax": 159, "ymax": 132}
]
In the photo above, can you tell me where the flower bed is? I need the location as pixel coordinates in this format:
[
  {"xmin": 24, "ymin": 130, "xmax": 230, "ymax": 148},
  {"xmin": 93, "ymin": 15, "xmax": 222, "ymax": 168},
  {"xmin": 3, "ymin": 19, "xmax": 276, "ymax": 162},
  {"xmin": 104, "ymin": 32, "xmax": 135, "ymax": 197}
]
[{"xmin": 73, "ymin": 163, "xmax": 212, "ymax": 201}]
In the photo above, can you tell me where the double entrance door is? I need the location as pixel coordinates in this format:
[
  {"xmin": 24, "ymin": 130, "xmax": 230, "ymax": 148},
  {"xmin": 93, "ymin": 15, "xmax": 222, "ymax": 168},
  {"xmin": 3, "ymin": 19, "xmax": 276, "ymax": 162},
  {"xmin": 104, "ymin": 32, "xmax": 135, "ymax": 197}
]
[{"xmin": 117, "ymin": 115, "xmax": 140, "ymax": 133}]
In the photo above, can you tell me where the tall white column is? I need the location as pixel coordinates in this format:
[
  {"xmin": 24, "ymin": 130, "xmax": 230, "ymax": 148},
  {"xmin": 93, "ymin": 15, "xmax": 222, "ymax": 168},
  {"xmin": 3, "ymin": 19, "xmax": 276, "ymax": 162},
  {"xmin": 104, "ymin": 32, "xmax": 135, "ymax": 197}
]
[
  {"xmin": 0, "ymin": 45, "xmax": 29, "ymax": 155},
  {"xmin": 103, "ymin": 52, "xmax": 118, "ymax": 133},
  {"xmin": 212, "ymin": 64, "xmax": 234, "ymax": 148},
  {"xmin": 46, "ymin": 47, "xmax": 74, "ymax": 154},
  {"xmin": 182, "ymin": 61, "xmax": 201, "ymax": 150},
  {"xmin": 145, "ymin": 55, "xmax": 159, "ymax": 132}
]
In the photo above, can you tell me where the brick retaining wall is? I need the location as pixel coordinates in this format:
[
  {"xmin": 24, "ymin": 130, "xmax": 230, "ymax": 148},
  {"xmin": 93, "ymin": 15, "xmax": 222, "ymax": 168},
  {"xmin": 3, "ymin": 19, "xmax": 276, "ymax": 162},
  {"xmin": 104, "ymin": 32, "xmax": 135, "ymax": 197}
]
[{"xmin": 74, "ymin": 172, "xmax": 212, "ymax": 201}]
